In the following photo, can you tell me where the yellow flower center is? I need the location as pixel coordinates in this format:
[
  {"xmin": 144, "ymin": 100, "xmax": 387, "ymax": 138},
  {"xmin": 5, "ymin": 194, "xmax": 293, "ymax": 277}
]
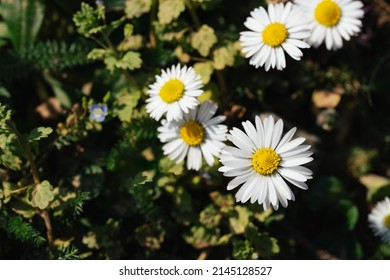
[
  {"xmin": 262, "ymin": 23, "xmax": 288, "ymax": 47},
  {"xmin": 314, "ymin": 0, "xmax": 342, "ymax": 27},
  {"xmin": 180, "ymin": 121, "xmax": 205, "ymax": 146},
  {"xmin": 384, "ymin": 214, "xmax": 390, "ymax": 230},
  {"xmin": 159, "ymin": 79, "xmax": 185, "ymax": 103},
  {"xmin": 252, "ymin": 148, "xmax": 281, "ymax": 175}
]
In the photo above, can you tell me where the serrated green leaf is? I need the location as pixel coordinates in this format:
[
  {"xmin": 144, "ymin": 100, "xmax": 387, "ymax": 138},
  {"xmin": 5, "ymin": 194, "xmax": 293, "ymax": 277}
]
[
  {"xmin": 0, "ymin": 0, "xmax": 45, "ymax": 49},
  {"xmin": 191, "ymin": 25, "xmax": 217, "ymax": 57},
  {"xmin": 158, "ymin": 0, "xmax": 185, "ymax": 24},
  {"xmin": 87, "ymin": 48, "xmax": 109, "ymax": 60},
  {"xmin": 28, "ymin": 127, "xmax": 53, "ymax": 142},
  {"xmin": 0, "ymin": 133, "xmax": 14, "ymax": 149},
  {"xmin": 32, "ymin": 180, "xmax": 54, "ymax": 209},
  {"xmin": 0, "ymin": 152, "xmax": 22, "ymax": 171},
  {"xmin": 116, "ymin": 51, "xmax": 142, "ymax": 70},
  {"xmin": 73, "ymin": 2, "xmax": 106, "ymax": 38},
  {"xmin": 125, "ymin": 0, "xmax": 152, "ymax": 19}
]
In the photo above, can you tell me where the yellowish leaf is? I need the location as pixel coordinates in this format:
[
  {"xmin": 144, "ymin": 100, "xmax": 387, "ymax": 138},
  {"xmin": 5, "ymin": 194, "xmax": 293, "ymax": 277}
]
[
  {"xmin": 312, "ymin": 88, "xmax": 344, "ymax": 109},
  {"xmin": 194, "ymin": 62, "xmax": 214, "ymax": 84},
  {"xmin": 174, "ymin": 46, "xmax": 191, "ymax": 63},
  {"xmin": 125, "ymin": 0, "xmax": 152, "ymax": 19},
  {"xmin": 191, "ymin": 25, "xmax": 217, "ymax": 57},
  {"xmin": 212, "ymin": 44, "xmax": 236, "ymax": 70},
  {"xmin": 158, "ymin": 0, "xmax": 185, "ymax": 24}
]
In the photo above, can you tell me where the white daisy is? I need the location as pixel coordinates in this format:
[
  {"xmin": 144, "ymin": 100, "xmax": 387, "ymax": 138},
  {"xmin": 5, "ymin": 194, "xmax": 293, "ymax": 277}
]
[
  {"xmin": 146, "ymin": 64, "xmax": 204, "ymax": 121},
  {"xmin": 294, "ymin": 0, "xmax": 364, "ymax": 50},
  {"xmin": 368, "ymin": 197, "xmax": 390, "ymax": 244},
  {"xmin": 158, "ymin": 101, "xmax": 228, "ymax": 171},
  {"xmin": 239, "ymin": 2, "xmax": 311, "ymax": 71},
  {"xmin": 219, "ymin": 115, "xmax": 313, "ymax": 210}
]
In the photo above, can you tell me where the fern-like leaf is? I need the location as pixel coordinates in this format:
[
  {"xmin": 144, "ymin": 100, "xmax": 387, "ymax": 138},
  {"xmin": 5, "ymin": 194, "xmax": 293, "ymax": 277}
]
[{"xmin": 2, "ymin": 215, "xmax": 46, "ymax": 246}]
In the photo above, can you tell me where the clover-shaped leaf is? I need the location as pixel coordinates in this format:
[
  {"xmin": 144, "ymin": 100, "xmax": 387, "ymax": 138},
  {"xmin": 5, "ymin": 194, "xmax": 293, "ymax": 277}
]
[{"xmin": 32, "ymin": 180, "xmax": 54, "ymax": 209}]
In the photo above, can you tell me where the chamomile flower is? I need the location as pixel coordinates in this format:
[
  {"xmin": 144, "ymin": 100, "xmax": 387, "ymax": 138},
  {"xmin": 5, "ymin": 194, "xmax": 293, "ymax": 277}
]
[
  {"xmin": 239, "ymin": 2, "xmax": 311, "ymax": 71},
  {"xmin": 219, "ymin": 116, "xmax": 313, "ymax": 210},
  {"xmin": 146, "ymin": 64, "xmax": 204, "ymax": 121},
  {"xmin": 158, "ymin": 101, "xmax": 227, "ymax": 171},
  {"xmin": 368, "ymin": 197, "xmax": 390, "ymax": 244},
  {"xmin": 294, "ymin": 0, "xmax": 364, "ymax": 50},
  {"xmin": 89, "ymin": 104, "xmax": 107, "ymax": 122}
]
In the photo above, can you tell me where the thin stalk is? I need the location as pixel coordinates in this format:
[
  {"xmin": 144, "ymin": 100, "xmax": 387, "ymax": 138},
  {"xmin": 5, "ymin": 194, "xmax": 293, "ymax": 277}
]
[
  {"xmin": 5, "ymin": 120, "xmax": 54, "ymax": 247},
  {"xmin": 185, "ymin": 0, "xmax": 201, "ymax": 29},
  {"xmin": 6, "ymin": 120, "xmax": 40, "ymax": 185}
]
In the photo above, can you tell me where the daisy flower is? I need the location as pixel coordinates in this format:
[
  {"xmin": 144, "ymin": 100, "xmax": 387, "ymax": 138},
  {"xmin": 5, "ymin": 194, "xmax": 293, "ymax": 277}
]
[
  {"xmin": 146, "ymin": 64, "xmax": 204, "ymax": 121},
  {"xmin": 158, "ymin": 101, "xmax": 227, "ymax": 171},
  {"xmin": 239, "ymin": 2, "xmax": 311, "ymax": 71},
  {"xmin": 219, "ymin": 115, "xmax": 313, "ymax": 210},
  {"xmin": 368, "ymin": 197, "xmax": 390, "ymax": 244},
  {"xmin": 89, "ymin": 104, "xmax": 107, "ymax": 122},
  {"xmin": 294, "ymin": 0, "xmax": 364, "ymax": 50}
]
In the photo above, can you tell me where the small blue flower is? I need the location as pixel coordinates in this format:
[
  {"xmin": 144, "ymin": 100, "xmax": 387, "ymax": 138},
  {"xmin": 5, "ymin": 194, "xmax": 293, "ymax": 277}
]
[{"xmin": 89, "ymin": 104, "xmax": 107, "ymax": 122}]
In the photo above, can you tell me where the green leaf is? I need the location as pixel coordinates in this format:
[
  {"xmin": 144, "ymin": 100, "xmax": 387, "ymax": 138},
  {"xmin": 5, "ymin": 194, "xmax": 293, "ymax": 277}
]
[
  {"xmin": 159, "ymin": 157, "xmax": 184, "ymax": 175},
  {"xmin": 229, "ymin": 205, "xmax": 251, "ymax": 234},
  {"xmin": 32, "ymin": 180, "xmax": 54, "ymax": 210},
  {"xmin": 87, "ymin": 48, "xmax": 109, "ymax": 60},
  {"xmin": 0, "ymin": 133, "xmax": 14, "ymax": 149},
  {"xmin": 115, "ymin": 51, "xmax": 142, "ymax": 70},
  {"xmin": 43, "ymin": 75, "xmax": 72, "ymax": 108},
  {"xmin": 339, "ymin": 200, "xmax": 359, "ymax": 231},
  {"xmin": 125, "ymin": 0, "xmax": 152, "ymax": 19},
  {"xmin": 4, "ymin": 215, "xmax": 46, "ymax": 246},
  {"xmin": 191, "ymin": 25, "xmax": 217, "ymax": 57},
  {"xmin": 158, "ymin": 0, "xmax": 185, "ymax": 24},
  {"xmin": 124, "ymin": 24, "xmax": 134, "ymax": 37},
  {"xmin": 28, "ymin": 127, "xmax": 53, "ymax": 142},
  {"xmin": 0, "ymin": 0, "xmax": 45, "ymax": 49},
  {"xmin": 359, "ymin": 174, "xmax": 390, "ymax": 202},
  {"xmin": 0, "ymin": 152, "xmax": 22, "ymax": 171},
  {"xmin": 114, "ymin": 90, "xmax": 141, "ymax": 122},
  {"xmin": 233, "ymin": 240, "xmax": 257, "ymax": 260},
  {"xmin": 73, "ymin": 2, "xmax": 105, "ymax": 38},
  {"xmin": 104, "ymin": 52, "xmax": 142, "ymax": 73}
]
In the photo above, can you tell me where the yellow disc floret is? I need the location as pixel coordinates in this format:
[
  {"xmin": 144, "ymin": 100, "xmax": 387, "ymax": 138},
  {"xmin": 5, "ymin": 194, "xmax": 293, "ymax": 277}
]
[
  {"xmin": 384, "ymin": 214, "xmax": 390, "ymax": 230},
  {"xmin": 159, "ymin": 79, "xmax": 185, "ymax": 103},
  {"xmin": 314, "ymin": 0, "xmax": 342, "ymax": 27},
  {"xmin": 180, "ymin": 121, "xmax": 205, "ymax": 146},
  {"xmin": 262, "ymin": 23, "xmax": 288, "ymax": 47},
  {"xmin": 252, "ymin": 148, "xmax": 281, "ymax": 175}
]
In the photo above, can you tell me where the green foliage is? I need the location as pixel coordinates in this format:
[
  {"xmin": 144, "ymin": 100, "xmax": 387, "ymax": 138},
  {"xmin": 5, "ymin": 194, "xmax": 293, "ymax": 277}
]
[
  {"xmin": 0, "ymin": 0, "xmax": 45, "ymax": 49},
  {"xmin": 28, "ymin": 127, "xmax": 53, "ymax": 142},
  {"xmin": 58, "ymin": 245, "xmax": 80, "ymax": 260},
  {"xmin": 0, "ymin": 0, "xmax": 389, "ymax": 261},
  {"xmin": 32, "ymin": 181, "xmax": 54, "ymax": 210},
  {"xmin": 73, "ymin": 3, "xmax": 106, "ymax": 38},
  {"xmin": 1, "ymin": 214, "xmax": 46, "ymax": 246}
]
